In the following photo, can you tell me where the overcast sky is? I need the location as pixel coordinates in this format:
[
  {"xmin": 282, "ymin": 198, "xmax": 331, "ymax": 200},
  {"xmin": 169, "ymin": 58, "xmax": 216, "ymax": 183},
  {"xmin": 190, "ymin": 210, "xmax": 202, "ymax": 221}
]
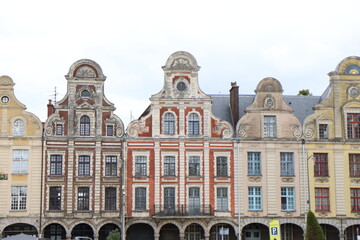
[{"xmin": 1, "ymin": 0, "xmax": 360, "ymax": 127}]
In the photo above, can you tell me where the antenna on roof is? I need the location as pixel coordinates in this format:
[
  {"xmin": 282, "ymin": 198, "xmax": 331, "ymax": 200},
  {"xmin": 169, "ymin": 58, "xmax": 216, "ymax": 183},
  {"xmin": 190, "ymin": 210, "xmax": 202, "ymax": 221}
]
[{"xmin": 49, "ymin": 87, "xmax": 59, "ymax": 104}]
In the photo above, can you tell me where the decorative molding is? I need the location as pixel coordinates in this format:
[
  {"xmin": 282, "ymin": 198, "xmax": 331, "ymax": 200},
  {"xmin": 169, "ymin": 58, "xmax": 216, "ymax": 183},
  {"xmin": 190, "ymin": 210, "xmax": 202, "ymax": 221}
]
[
  {"xmin": 248, "ymin": 176, "xmax": 262, "ymax": 182},
  {"xmin": 75, "ymin": 66, "xmax": 96, "ymax": 78},
  {"xmin": 315, "ymin": 177, "xmax": 329, "ymax": 183},
  {"xmin": 281, "ymin": 177, "xmax": 294, "ymax": 183},
  {"xmin": 170, "ymin": 58, "xmax": 193, "ymax": 70},
  {"xmin": 351, "ymin": 178, "xmax": 360, "ymax": 184}
]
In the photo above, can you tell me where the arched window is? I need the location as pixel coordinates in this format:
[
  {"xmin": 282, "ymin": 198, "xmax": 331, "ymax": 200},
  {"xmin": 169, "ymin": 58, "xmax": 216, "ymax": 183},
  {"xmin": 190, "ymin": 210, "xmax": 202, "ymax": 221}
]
[
  {"xmin": 13, "ymin": 119, "xmax": 24, "ymax": 136},
  {"xmin": 188, "ymin": 113, "xmax": 200, "ymax": 135},
  {"xmin": 80, "ymin": 115, "xmax": 90, "ymax": 136},
  {"xmin": 164, "ymin": 113, "xmax": 175, "ymax": 135}
]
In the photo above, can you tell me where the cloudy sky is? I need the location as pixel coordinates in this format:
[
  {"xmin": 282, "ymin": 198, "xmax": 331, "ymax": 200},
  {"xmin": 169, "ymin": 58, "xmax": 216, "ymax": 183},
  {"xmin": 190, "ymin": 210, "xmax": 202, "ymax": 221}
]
[{"xmin": 1, "ymin": 0, "xmax": 360, "ymax": 127}]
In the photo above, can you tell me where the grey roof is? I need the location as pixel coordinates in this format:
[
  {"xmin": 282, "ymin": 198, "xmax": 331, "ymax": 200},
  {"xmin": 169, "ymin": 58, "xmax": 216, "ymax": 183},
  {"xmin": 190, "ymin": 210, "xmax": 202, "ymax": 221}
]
[{"xmin": 211, "ymin": 94, "xmax": 322, "ymax": 127}]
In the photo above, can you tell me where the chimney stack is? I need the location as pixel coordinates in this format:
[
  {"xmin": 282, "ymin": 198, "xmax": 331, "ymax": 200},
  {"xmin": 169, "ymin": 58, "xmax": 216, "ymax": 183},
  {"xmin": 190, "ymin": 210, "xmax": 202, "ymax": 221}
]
[
  {"xmin": 229, "ymin": 82, "xmax": 239, "ymax": 126},
  {"xmin": 47, "ymin": 100, "xmax": 55, "ymax": 117}
]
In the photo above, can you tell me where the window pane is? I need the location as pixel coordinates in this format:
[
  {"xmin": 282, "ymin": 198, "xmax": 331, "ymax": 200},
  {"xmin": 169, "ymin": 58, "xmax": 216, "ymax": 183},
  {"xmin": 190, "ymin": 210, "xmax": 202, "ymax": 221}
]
[
  {"xmin": 11, "ymin": 186, "xmax": 27, "ymax": 210},
  {"xmin": 13, "ymin": 149, "xmax": 29, "ymax": 173},
  {"xmin": 280, "ymin": 152, "xmax": 294, "ymax": 176},
  {"xmin": 78, "ymin": 156, "xmax": 90, "ymax": 176},
  {"xmin": 50, "ymin": 155, "xmax": 62, "ymax": 175},
  {"xmin": 264, "ymin": 116, "xmax": 276, "ymax": 138},
  {"xmin": 135, "ymin": 187, "xmax": 146, "ymax": 210},
  {"xmin": 188, "ymin": 113, "xmax": 200, "ymax": 135},
  {"xmin": 164, "ymin": 156, "xmax": 176, "ymax": 176},
  {"xmin": 105, "ymin": 156, "xmax": 117, "ymax": 176},
  {"xmin": 216, "ymin": 157, "xmax": 228, "ymax": 177},
  {"xmin": 189, "ymin": 156, "xmax": 200, "ymax": 176},
  {"xmin": 164, "ymin": 113, "xmax": 175, "ymax": 135},
  {"xmin": 80, "ymin": 116, "xmax": 90, "ymax": 136},
  {"xmin": 49, "ymin": 187, "xmax": 61, "ymax": 210},
  {"xmin": 78, "ymin": 187, "xmax": 89, "ymax": 210},
  {"xmin": 135, "ymin": 156, "xmax": 147, "ymax": 177},
  {"xmin": 248, "ymin": 152, "xmax": 261, "ymax": 175},
  {"xmin": 105, "ymin": 187, "xmax": 116, "ymax": 210}
]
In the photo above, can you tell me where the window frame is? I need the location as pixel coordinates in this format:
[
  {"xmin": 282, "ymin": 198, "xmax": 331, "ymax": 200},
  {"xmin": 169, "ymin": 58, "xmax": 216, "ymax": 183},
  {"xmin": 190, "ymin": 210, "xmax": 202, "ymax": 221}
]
[
  {"xmin": 105, "ymin": 156, "xmax": 117, "ymax": 176},
  {"xmin": 216, "ymin": 156, "xmax": 228, "ymax": 177},
  {"xmin": 134, "ymin": 156, "xmax": 147, "ymax": 177},
  {"xmin": 349, "ymin": 154, "xmax": 360, "ymax": 177},
  {"xmin": 55, "ymin": 124, "xmax": 63, "ymax": 136},
  {"xmin": 106, "ymin": 125, "xmax": 114, "ymax": 136},
  {"xmin": 13, "ymin": 149, "xmax": 29, "ymax": 174},
  {"xmin": 248, "ymin": 152, "xmax": 261, "ymax": 176},
  {"xmin": 347, "ymin": 113, "xmax": 360, "ymax": 139},
  {"xmin": 13, "ymin": 119, "xmax": 24, "ymax": 136},
  {"xmin": 248, "ymin": 186, "xmax": 262, "ymax": 211},
  {"xmin": 78, "ymin": 155, "xmax": 91, "ymax": 176},
  {"xmin": 50, "ymin": 155, "xmax": 63, "ymax": 175},
  {"xmin": 163, "ymin": 112, "xmax": 175, "ymax": 135},
  {"xmin": 188, "ymin": 156, "xmax": 201, "ymax": 177},
  {"xmin": 80, "ymin": 115, "xmax": 90, "ymax": 136},
  {"xmin": 319, "ymin": 123, "xmax": 328, "ymax": 139},
  {"xmin": 315, "ymin": 187, "xmax": 330, "ymax": 212},
  {"xmin": 188, "ymin": 112, "xmax": 200, "ymax": 135},
  {"xmin": 77, "ymin": 187, "xmax": 90, "ymax": 211},
  {"xmin": 280, "ymin": 152, "xmax": 294, "ymax": 176},
  {"xmin": 314, "ymin": 153, "xmax": 329, "ymax": 177},
  {"xmin": 351, "ymin": 188, "xmax": 360, "ymax": 212},
  {"xmin": 216, "ymin": 187, "xmax": 228, "ymax": 211},
  {"xmin": 264, "ymin": 115, "xmax": 277, "ymax": 138},
  {"xmin": 281, "ymin": 187, "xmax": 295, "ymax": 211},
  {"xmin": 135, "ymin": 187, "xmax": 147, "ymax": 210},
  {"xmin": 49, "ymin": 186, "xmax": 62, "ymax": 210},
  {"xmin": 11, "ymin": 186, "xmax": 27, "ymax": 210},
  {"xmin": 105, "ymin": 187, "xmax": 117, "ymax": 211},
  {"xmin": 163, "ymin": 156, "xmax": 176, "ymax": 177}
]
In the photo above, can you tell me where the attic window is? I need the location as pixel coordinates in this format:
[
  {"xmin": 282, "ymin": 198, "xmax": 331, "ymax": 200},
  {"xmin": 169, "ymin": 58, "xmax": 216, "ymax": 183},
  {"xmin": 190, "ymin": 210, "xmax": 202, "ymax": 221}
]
[{"xmin": 345, "ymin": 65, "xmax": 360, "ymax": 75}]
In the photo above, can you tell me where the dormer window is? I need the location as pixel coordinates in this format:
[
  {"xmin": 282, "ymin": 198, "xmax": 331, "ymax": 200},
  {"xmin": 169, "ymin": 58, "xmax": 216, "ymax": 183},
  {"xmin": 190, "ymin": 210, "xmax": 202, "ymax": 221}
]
[
  {"xmin": 80, "ymin": 115, "xmax": 90, "ymax": 136},
  {"xmin": 264, "ymin": 116, "xmax": 276, "ymax": 138},
  {"xmin": 13, "ymin": 119, "xmax": 24, "ymax": 136},
  {"xmin": 164, "ymin": 113, "xmax": 175, "ymax": 135},
  {"xmin": 55, "ymin": 124, "xmax": 63, "ymax": 136},
  {"xmin": 319, "ymin": 124, "xmax": 328, "ymax": 139},
  {"xmin": 106, "ymin": 125, "xmax": 114, "ymax": 136},
  {"xmin": 188, "ymin": 113, "xmax": 200, "ymax": 135}
]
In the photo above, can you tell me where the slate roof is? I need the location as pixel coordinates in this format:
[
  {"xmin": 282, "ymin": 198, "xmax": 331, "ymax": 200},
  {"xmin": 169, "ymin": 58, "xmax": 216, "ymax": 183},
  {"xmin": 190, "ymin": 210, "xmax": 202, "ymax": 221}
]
[{"xmin": 211, "ymin": 94, "xmax": 322, "ymax": 127}]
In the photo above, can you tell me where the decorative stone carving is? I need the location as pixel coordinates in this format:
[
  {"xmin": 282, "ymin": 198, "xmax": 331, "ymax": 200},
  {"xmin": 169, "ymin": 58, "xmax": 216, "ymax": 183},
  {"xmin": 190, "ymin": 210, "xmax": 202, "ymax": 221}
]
[
  {"xmin": 116, "ymin": 127, "xmax": 123, "ymax": 137},
  {"xmin": 251, "ymin": 212, "xmax": 260, "ymax": 216},
  {"xmin": 213, "ymin": 120, "xmax": 232, "ymax": 139},
  {"xmin": 248, "ymin": 176, "xmax": 262, "ymax": 182},
  {"xmin": 315, "ymin": 177, "xmax": 329, "ymax": 183},
  {"xmin": 351, "ymin": 178, "xmax": 360, "ymax": 184},
  {"xmin": 75, "ymin": 66, "xmax": 96, "ymax": 78},
  {"xmin": 304, "ymin": 128, "xmax": 314, "ymax": 138},
  {"xmin": 46, "ymin": 126, "xmax": 53, "ymax": 136},
  {"xmin": 127, "ymin": 121, "xmax": 149, "ymax": 138},
  {"xmin": 170, "ymin": 58, "xmax": 192, "ymax": 70},
  {"xmin": 281, "ymin": 177, "xmax": 294, "ymax": 183},
  {"xmin": 238, "ymin": 124, "xmax": 250, "ymax": 138}
]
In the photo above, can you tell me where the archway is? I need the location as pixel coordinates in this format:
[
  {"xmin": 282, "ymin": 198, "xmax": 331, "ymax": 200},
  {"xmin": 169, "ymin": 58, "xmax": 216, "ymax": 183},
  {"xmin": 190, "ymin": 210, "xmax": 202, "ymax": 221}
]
[
  {"xmin": 185, "ymin": 223, "xmax": 205, "ymax": 240},
  {"xmin": 43, "ymin": 223, "xmax": 66, "ymax": 240},
  {"xmin": 71, "ymin": 223, "xmax": 94, "ymax": 239},
  {"xmin": 2, "ymin": 223, "xmax": 38, "ymax": 237},
  {"xmin": 345, "ymin": 225, "xmax": 360, "ymax": 240},
  {"xmin": 127, "ymin": 223, "xmax": 154, "ymax": 240},
  {"xmin": 210, "ymin": 223, "xmax": 236, "ymax": 240},
  {"xmin": 320, "ymin": 224, "xmax": 339, "ymax": 240},
  {"xmin": 242, "ymin": 223, "xmax": 269, "ymax": 240},
  {"xmin": 159, "ymin": 223, "xmax": 180, "ymax": 240},
  {"xmin": 280, "ymin": 223, "xmax": 303, "ymax": 240},
  {"xmin": 99, "ymin": 224, "xmax": 120, "ymax": 240}
]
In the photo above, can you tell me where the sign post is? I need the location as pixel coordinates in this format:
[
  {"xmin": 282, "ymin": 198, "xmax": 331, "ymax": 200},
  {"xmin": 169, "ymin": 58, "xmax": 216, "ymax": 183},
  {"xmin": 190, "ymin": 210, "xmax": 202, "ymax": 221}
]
[{"xmin": 269, "ymin": 220, "xmax": 281, "ymax": 240}]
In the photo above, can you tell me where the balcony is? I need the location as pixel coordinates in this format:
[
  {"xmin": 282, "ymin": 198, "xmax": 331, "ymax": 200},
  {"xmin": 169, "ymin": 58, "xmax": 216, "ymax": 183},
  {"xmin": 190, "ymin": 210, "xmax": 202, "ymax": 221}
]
[{"xmin": 154, "ymin": 204, "xmax": 213, "ymax": 216}]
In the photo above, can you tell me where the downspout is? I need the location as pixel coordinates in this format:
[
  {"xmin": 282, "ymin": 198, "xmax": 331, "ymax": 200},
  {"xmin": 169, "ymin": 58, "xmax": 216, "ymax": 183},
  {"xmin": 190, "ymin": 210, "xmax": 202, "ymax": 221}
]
[
  {"xmin": 39, "ymin": 126, "xmax": 45, "ymax": 238},
  {"xmin": 301, "ymin": 138, "xmax": 307, "ymax": 236},
  {"xmin": 121, "ymin": 133, "xmax": 127, "ymax": 240}
]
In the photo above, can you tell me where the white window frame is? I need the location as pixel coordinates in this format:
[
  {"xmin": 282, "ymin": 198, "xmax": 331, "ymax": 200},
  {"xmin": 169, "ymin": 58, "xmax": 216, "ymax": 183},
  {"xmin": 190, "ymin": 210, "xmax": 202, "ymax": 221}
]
[
  {"xmin": 162, "ymin": 111, "xmax": 177, "ymax": 135},
  {"xmin": 75, "ymin": 151, "xmax": 94, "ymax": 176},
  {"xmin": 263, "ymin": 115, "xmax": 277, "ymax": 138},
  {"xmin": 186, "ymin": 110, "xmax": 202, "ymax": 136},
  {"xmin": 12, "ymin": 149, "xmax": 29, "ymax": 174},
  {"xmin": 103, "ymin": 152, "xmax": 120, "ymax": 176},
  {"xmin": 11, "ymin": 186, "xmax": 27, "ymax": 210},
  {"xmin": 13, "ymin": 118, "xmax": 25, "ymax": 136},
  {"xmin": 132, "ymin": 151, "xmax": 150, "ymax": 177},
  {"xmin": 161, "ymin": 152, "xmax": 177, "ymax": 177},
  {"xmin": 133, "ymin": 184, "xmax": 149, "ymax": 211},
  {"xmin": 47, "ymin": 151, "xmax": 66, "ymax": 176},
  {"xmin": 76, "ymin": 186, "xmax": 91, "ymax": 211},
  {"xmin": 215, "ymin": 185, "xmax": 230, "ymax": 211}
]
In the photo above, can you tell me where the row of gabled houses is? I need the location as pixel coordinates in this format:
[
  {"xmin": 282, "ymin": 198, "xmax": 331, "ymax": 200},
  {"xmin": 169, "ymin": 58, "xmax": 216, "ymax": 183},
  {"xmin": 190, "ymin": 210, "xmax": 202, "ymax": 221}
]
[{"xmin": 1, "ymin": 51, "xmax": 360, "ymax": 240}]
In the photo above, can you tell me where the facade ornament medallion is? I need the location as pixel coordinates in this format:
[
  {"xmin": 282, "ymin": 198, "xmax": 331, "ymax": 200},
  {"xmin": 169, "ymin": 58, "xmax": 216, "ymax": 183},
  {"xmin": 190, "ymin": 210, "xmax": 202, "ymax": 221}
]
[
  {"xmin": 248, "ymin": 176, "xmax": 262, "ymax": 182},
  {"xmin": 315, "ymin": 177, "xmax": 329, "ymax": 183}
]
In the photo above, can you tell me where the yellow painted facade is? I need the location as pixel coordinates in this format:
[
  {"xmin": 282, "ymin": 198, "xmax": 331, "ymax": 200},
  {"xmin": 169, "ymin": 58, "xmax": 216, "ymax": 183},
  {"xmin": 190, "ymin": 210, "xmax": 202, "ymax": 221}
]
[{"xmin": 0, "ymin": 75, "xmax": 43, "ymax": 236}]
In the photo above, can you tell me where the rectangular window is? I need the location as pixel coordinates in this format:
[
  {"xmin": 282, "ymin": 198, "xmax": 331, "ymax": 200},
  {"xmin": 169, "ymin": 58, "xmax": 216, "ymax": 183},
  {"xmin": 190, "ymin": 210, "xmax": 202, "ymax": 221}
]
[
  {"xmin": 13, "ymin": 149, "xmax": 29, "ymax": 174},
  {"xmin": 248, "ymin": 152, "xmax": 261, "ymax": 176},
  {"xmin": 164, "ymin": 187, "xmax": 175, "ymax": 214},
  {"xmin": 347, "ymin": 113, "xmax": 360, "ymax": 139},
  {"xmin": 163, "ymin": 156, "xmax": 176, "ymax": 176},
  {"xmin": 280, "ymin": 152, "xmax": 294, "ymax": 176},
  {"xmin": 11, "ymin": 186, "xmax": 27, "ymax": 210},
  {"xmin": 315, "ymin": 188, "xmax": 330, "ymax": 211},
  {"xmin": 55, "ymin": 124, "xmax": 63, "ymax": 135},
  {"xmin": 105, "ymin": 187, "xmax": 116, "ymax": 211},
  {"xmin": 188, "ymin": 187, "xmax": 200, "ymax": 215},
  {"xmin": 216, "ymin": 156, "xmax": 228, "ymax": 177},
  {"xmin": 135, "ymin": 156, "xmax": 147, "ymax": 177},
  {"xmin": 217, "ymin": 187, "xmax": 228, "ymax": 211},
  {"xmin": 78, "ymin": 155, "xmax": 90, "ymax": 176},
  {"xmin": 248, "ymin": 187, "xmax": 262, "ymax": 211},
  {"xmin": 188, "ymin": 156, "xmax": 200, "ymax": 176},
  {"xmin": 49, "ymin": 187, "xmax": 61, "ymax": 210},
  {"xmin": 264, "ymin": 116, "xmax": 276, "ymax": 138},
  {"xmin": 164, "ymin": 113, "xmax": 175, "ymax": 135},
  {"xmin": 314, "ymin": 153, "xmax": 328, "ymax": 177},
  {"xmin": 77, "ymin": 187, "xmax": 90, "ymax": 210},
  {"xmin": 135, "ymin": 187, "xmax": 146, "ymax": 210},
  {"xmin": 349, "ymin": 154, "xmax": 360, "ymax": 177},
  {"xmin": 106, "ymin": 125, "xmax": 114, "ymax": 136},
  {"xmin": 319, "ymin": 124, "xmax": 328, "ymax": 139},
  {"xmin": 281, "ymin": 187, "xmax": 295, "ymax": 211},
  {"xmin": 351, "ymin": 188, "xmax": 360, "ymax": 212},
  {"xmin": 105, "ymin": 156, "xmax": 117, "ymax": 176},
  {"xmin": 50, "ymin": 155, "xmax": 62, "ymax": 175}
]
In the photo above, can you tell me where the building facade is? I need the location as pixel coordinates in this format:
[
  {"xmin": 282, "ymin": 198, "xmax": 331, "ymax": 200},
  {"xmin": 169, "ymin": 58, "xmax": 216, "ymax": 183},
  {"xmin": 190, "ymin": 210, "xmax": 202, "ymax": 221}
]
[
  {"xmin": 0, "ymin": 75, "xmax": 43, "ymax": 237},
  {"xmin": 42, "ymin": 59, "xmax": 125, "ymax": 240}
]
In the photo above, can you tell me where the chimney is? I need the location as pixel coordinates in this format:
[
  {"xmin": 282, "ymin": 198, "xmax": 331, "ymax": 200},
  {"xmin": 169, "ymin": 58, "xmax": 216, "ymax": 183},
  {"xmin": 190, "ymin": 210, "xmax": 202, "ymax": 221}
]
[
  {"xmin": 229, "ymin": 82, "xmax": 239, "ymax": 126},
  {"xmin": 47, "ymin": 100, "xmax": 55, "ymax": 117}
]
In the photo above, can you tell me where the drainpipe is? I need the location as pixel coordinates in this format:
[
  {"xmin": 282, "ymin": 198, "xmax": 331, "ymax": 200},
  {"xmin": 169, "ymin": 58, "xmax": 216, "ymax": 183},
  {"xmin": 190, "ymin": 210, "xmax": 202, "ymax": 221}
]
[
  {"xmin": 39, "ymin": 126, "xmax": 45, "ymax": 238},
  {"xmin": 121, "ymin": 133, "xmax": 127, "ymax": 240},
  {"xmin": 301, "ymin": 139, "xmax": 307, "ymax": 236}
]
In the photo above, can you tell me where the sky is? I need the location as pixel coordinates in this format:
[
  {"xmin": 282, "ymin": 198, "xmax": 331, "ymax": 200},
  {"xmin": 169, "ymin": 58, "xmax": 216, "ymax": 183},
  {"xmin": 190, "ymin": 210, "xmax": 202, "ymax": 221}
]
[{"xmin": 1, "ymin": 0, "xmax": 360, "ymax": 127}]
